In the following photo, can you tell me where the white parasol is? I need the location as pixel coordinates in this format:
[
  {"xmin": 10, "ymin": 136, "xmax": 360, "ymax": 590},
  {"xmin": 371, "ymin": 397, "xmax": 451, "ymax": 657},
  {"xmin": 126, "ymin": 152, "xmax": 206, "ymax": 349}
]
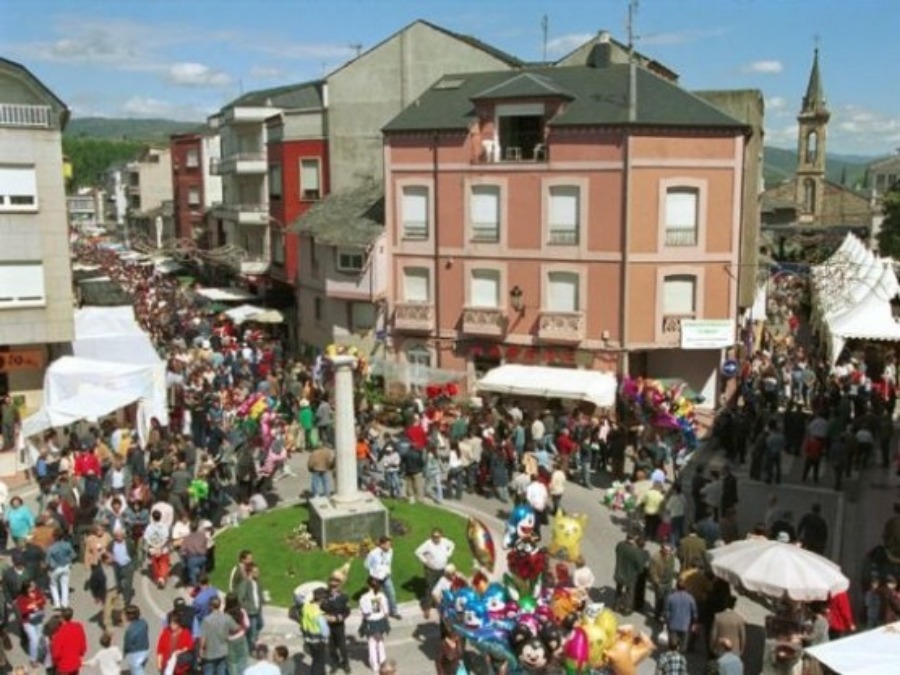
[
  {"xmin": 806, "ymin": 621, "xmax": 900, "ymax": 674},
  {"xmin": 707, "ymin": 539, "xmax": 849, "ymax": 602}
]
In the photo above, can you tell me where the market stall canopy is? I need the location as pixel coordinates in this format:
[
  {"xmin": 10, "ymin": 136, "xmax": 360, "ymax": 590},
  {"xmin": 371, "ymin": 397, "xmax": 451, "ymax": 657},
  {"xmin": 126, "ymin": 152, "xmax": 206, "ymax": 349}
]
[
  {"xmin": 806, "ymin": 621, "xmax": 900, "ymax": 675},
  {"xmin": 22, "ymin": 384, "xmax": 140, "ymax": 438},
  {"xmin": 707, "ymin": 539, "xmax": 849, "ymax": 602},
  {"xmin": 223, "ymin": 304, "xmax": 283, "ymax": 324},
  {"xmin": 476, "ymin": 364, "xmax": 617, "ymax": 408},
  {"xmin": 194, "ymin": 287, "xmax": 258, "ymax": 303}
]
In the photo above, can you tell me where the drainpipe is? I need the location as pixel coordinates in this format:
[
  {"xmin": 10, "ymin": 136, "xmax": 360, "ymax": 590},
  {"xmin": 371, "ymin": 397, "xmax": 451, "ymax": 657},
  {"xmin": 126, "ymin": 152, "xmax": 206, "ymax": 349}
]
[
  {"xmin": 431, "ymin": 132, "xmax": 442, "ymax": 368},
  {"xmin": 619, "ymin": 132, "xmax": 631, "ymax": 375}
]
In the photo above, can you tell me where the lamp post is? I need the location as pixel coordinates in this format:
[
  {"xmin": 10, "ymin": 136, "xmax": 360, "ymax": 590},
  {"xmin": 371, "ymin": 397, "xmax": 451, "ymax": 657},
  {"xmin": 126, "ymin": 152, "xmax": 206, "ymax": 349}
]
[{"xmin": 510, "ymin": 285, "xmax": 524, "ymax": 314}]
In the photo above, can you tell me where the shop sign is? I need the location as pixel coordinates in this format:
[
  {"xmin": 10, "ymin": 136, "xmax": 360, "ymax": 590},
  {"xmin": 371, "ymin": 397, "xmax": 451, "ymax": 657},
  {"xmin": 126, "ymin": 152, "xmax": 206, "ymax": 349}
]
[
  {"xmin": 0, "ymin": 349, "xmax": 43, "ymax": 372},
  {"xmin": 680, "ymin": 319, "xmax": 736, "ymax": 350}
]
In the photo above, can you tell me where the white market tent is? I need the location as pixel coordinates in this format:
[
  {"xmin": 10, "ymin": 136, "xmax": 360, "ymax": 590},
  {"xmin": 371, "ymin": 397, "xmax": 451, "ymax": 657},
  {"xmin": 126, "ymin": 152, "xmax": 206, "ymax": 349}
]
[
  {"xmin": 22, "ymin": 306, "xmax": 167, "ymax": 444},
  {"xmin": 476, "ymin": 364, "xmax": 617, "ymax": 408},
  {"xmin": 223, "ymin": 304, "xmax": 284, "ymax": 324},
  {"xmin": 195, "ymin": 287, "xmax": 257, "ymax": 303},
  {"xmin": 810, "ymin": 233, "xmax": 900, "ymax": 363},
  {"xmin": 806, "ymin": 621, "xmax": 900, "ymax": 675}
]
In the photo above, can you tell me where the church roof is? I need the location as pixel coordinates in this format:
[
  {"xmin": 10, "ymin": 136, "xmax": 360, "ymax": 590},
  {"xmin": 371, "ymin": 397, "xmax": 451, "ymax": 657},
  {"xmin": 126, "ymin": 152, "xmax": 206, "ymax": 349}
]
[{"xmin": 802, "ymin": 48, "xmax": 827, "ymax": 114}]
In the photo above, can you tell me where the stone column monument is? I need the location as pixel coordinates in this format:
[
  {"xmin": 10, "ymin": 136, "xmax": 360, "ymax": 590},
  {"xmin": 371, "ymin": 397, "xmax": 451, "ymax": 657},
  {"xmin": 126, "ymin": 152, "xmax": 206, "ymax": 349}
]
[{"xmin": 308, "ymin": 354, "xmax": 388, "ymax": 547}]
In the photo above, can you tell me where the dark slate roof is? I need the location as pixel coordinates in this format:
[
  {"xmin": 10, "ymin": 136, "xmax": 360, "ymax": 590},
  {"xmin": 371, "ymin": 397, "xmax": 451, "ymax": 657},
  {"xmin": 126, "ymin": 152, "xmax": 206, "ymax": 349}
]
[
  {"xmin": 471, "ymin": 72, "xmax": 572, "ymax": 101},
  {"xmin": 384, "ymin": 65, "xmax": 744, "ymax": 133},
  {"xmin": 226, "ymin": 79, "xmax": 323, "ymax": 110},
  {"xmin": 290, "ymin": 182, "xmax": 384, "ymax": 247},
  {"xmin": 0, "ymin": 56, "xmax": 70, "ymax": 129}
]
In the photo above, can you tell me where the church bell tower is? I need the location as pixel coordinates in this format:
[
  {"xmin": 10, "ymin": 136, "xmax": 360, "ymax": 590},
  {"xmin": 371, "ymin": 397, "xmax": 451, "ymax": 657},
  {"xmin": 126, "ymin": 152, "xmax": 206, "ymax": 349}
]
[{"xmin": 795, "ymin": 47, "xmax": 830, "ymax": 223}]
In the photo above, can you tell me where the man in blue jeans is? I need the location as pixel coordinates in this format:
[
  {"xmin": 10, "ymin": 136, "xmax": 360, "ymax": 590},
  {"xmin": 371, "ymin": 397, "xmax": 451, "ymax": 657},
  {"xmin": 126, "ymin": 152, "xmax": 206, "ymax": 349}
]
[
  {"xmin": 364, "ymin": 536, "xmax": 402, "ymax": 619},
  {"xmin": 665, "ymin": 578, "xmax": 698, "ymax": 653},
  {"xmin": 199, "ymin": 596, "xmax": 238, "ymax": 675}
]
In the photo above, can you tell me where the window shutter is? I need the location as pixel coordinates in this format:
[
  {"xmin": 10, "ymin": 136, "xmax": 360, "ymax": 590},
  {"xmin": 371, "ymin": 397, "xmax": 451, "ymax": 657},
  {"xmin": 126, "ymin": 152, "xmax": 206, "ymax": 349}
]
[
  {"xmin": 471, "ymin": 186, "xmax": 499, "ymax": 230},
  {"xmin": 300, "ymin": 160, "xmax": 320, "ymax": 191},
  {"xmin": 665, "ymin": 188, "xmax": 698, "ymax": 229},
  {"xmin": 402, "ymin": 187, "xmax": 428, "ymax": 235},
  {"xmin": 549, "ymin": 186, "xmax": 578, "ymax": 229},
  {"xmin": 0, "ymin": 262, "xmax": 45, "ymax": 306},
  {"xmin": 547, "ymin": 272, "xmax": 578, "ymax": 311},
  {"xmin": 0, "ymin": 166, "xmax": 37, "ymax": 204},
  {"xmin": 471, "ymin": 270, "xmax": 500, "ymax": 308},
  {"xmin": 663, "ymin": 276, "xmax": 696, "ymax": 314},
  {"xmin": 404, "ymin": 268, "xmax": 429, "ymax": 302}
]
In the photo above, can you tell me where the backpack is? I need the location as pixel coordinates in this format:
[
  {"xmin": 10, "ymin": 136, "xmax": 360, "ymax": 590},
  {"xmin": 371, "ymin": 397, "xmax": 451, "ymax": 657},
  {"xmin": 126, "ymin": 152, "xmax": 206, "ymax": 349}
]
[{"xmin": 288, "ymin": 600, "xmax": 303, "ymax": 623}]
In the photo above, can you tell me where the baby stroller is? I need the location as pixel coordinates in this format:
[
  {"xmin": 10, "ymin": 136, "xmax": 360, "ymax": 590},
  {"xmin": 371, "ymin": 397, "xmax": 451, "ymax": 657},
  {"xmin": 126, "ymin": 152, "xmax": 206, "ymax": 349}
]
[{"xmin": 361, "ymin": 461, "xmax": 388, "ymax": 498}]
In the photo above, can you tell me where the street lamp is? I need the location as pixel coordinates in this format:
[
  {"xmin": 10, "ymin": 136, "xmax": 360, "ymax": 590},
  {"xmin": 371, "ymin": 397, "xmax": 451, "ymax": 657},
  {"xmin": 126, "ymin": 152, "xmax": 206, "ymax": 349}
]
[{"xmin": 510, "ymin": 285, "xmax": 524, "ymax": 313}]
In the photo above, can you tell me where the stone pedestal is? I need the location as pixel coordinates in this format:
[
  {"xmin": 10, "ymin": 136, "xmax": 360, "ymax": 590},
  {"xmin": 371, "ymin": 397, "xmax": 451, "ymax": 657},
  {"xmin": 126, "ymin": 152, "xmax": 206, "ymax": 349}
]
[
  {"xmin": 308, "ymin": 494, "xmax": 389, "ymax": 548},
  {"xmin": 308, "ymin": 354, "xmax": 388, "ymax": 547}
]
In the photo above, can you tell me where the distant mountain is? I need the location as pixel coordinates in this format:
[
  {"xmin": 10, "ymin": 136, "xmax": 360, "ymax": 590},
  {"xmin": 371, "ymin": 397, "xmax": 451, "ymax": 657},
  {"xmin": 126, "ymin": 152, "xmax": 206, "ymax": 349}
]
[
  {"xmin": 65, "ymin": 117, "xmax": 202, "ymax": 141},
  {"xmin": 763, "ymin": 145, "xmax": 875, "ymax": 189}
]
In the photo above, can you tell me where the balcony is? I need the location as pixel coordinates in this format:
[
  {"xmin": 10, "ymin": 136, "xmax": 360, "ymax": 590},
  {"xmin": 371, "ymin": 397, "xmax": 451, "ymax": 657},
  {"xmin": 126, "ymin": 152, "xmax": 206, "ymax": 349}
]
[
  {"xmin": 538, "ymin": 310, "xmax": 585, "ymax": 342},
  {"xmin": 223, "ymin": 106, "xmax": 274, "ymax": 125},
  {"xmin": 209, "ymin": 157, "xmax": 222, "ymax": 175},
  {"xmin": 217, "ymin": 152, "xmax": 267, "ymax": 175},
  {"xmin": 548, "ymin": 228, "xmax": 579, "ymax": 245},
  {"xmin": 660, "ymin": 313, "xmax": 695, "ymax": 346},
  {"xmin": 217, "ymin": 203, "xmax": 269, "ymax": 225},
  {"xmin": 664, "ymin": 228, "xmax": 698, "ymax": 247},
  {"xmin": 394, "ymin": 302, "xmax": 435, "ymax": 332},
  {"xmin": 462, "ymin": 307, "xmax": 506, "ymax": 337},
  {"xmin": 240, "ymin": 257, "xmax": 270, "ymax": 276},
  {"xmin": 476, "ymin": 140, "xmax": 547, "ymax": 164},
  {"xmin": 0, "ymin": 103, "xmax": 51, "ymax": 128}
]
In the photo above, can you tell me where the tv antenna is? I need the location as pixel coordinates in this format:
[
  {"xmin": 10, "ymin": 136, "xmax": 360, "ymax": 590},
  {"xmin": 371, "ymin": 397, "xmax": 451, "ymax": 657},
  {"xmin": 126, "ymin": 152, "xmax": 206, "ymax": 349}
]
[
  {"xmin": 541, "ymin": 14, "xmax": 549, "ymax": 63},
  {"xmin": 349, "ymin": 42, "xmax": 363, "ymax": 58},
  {"xmin": 626, "ymin": 0, "xmax": 639, "ymax": 122}
]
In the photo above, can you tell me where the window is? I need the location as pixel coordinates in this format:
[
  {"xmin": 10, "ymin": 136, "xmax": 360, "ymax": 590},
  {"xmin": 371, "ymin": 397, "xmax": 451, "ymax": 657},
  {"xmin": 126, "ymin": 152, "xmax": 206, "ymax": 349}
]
[
  {"xmin": 336, "ymin": 249, "xmax": 364, "ymax": 273},
  {"xmin": 470, "ymin": 269, "xmax": 500, "ymax": 308},
  {"xmin": 664, "ymin": 187, "xmax": 699, "ymax": 246},
  {"xmin": 547, "ymin": 271, "xmax": 579, "ymax": 312},
  {"xmin": 300, "ymin": 159, "xmax": 321, "ymax": 200},
  {"xmin": 188, "ymin": 187, "xmax": 201, "ymax": 206},
  {"xmin": 0, "ymin": 262, "xmax": 45, "ymax": 308},
  {"xmin": 186, "ymin": 149, "xmax": 199, "ymax": 168},
  {"xmin": 269, "ymin": 165, "xmax": 282, "ymax": 199},
  {"xmin": 314, "ymin": 297, "xmax": 323, "ymax": 322},
  {"xmin": 804, "ymin": 179, "xmax": 816, "ymax": 214},
  {"xmin": 129, "ymin": 195, "xmax": 141, "ymax": 210},
  {"xmin": 401, "ymin": 186, "xmax": 429, "ymax": 240},
  {"xmin": 470, "ymin": 185, "xmax": 500, "ymax": 242},
  {"xmin": 351, "ymin": 302, "xmax": 376, "ymax": 331},
  {"xmin": 0, "ymin": 166, "xmax": 37, "ymax": 211},
  {"xmin": 548, "ymin": 186, "xmax": 579, "ymax": 245},
  {"xmin": 497, "ymin": 104, "xmax": 544, "ymax": 161},
  {"xmin": 406, "ymin": 344, "xmax": 432, "ymax": 390},
  {"xmin": 271, "ymin": 231, "xmax": 285, "ymax": 265},
  {"xmin": 403, "ymin": 267, "xmax": 430, "ymax": 303},
  {"xmin": 806, "ymin": 131, "xmax": 818, "ymax": 164},
  {"xmin": 662, "ymin": 275, "xmax": 696, "ymax": 317}
]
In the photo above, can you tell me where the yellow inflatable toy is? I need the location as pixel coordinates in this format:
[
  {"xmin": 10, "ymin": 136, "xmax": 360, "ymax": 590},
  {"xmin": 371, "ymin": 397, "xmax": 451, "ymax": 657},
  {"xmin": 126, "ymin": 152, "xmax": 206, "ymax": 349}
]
[{"xmin": 547, "ymin": 510, "xmax": 588, "ymax": 561}]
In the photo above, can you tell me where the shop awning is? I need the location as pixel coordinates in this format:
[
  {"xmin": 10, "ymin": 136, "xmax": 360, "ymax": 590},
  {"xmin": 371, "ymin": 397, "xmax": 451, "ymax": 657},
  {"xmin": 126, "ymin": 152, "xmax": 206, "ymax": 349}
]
[
  {"xmin": 806, "ymin": 621, "xmax": 900, "ymax": 674},
  {"xmin": 476, "ymin": 364, "xmax": 617, "ymax": 408},
  {"xmin": 195, "ymin": 287, "xmax": 257, "ymax": 302}
]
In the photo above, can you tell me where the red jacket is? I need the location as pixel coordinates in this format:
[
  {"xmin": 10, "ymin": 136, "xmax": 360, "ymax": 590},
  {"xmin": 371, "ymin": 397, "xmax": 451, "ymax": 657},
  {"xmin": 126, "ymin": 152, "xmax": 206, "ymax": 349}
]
[
  {"xmin": 50, "ymin": 620, "xmax": 87, "ymax": 673},
  {"xmin": 73, "ymin": 451, "xmax": 102, "ymax": 478},
  {"xmin": 406, "ymin": 424, "xmax": 428, "ymax": 451},
  {"xmin": 827, "ymin": 591, "xmax": 856, "ymax": 632}
]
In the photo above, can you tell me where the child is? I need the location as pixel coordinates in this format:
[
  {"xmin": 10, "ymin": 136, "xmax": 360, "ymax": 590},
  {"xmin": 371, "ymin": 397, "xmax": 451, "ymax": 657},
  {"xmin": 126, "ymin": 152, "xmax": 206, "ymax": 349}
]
[
  {"xmin": 85, "ymin": 632, "xmax": 123, "ymax": 675},
  {"xmin": 864, "ymin": 576, "xmax": 883, "ymax": 629}
]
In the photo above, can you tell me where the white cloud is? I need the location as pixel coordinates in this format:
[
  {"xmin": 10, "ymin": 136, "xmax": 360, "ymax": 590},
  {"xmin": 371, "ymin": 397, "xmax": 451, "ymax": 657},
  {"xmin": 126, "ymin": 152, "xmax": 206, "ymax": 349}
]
[
  {"xmin": 247, "ymin": 66, "xmax": 285, "ymax": 81},
  {"xmin": 766, "ymin": 96, "xmax": 787, "ymax": 111},
  {"xmin": 766, "ymin": 122, "xmax": 799, "ymax": 146},
  {"xmin": 545, "ymin": 33, "xmax": 594, "ymax": 56},
  {"xmin": 255, "ymin": 42, "xmax": 358, "ymax": 62},
  {"xmin": 640, "ymin": 27, "xmax": 728, "ymax": 46},
  {"xmin": 120, "ymin": 96, "xmax": 212, "ymax": 121},
  {"xmin": 167, "ymin": 62, "xmax": 232, "ymax": 88},
  {"xmin": 832, "ymin": 104, "xmax": 900, "ymax": 148},
  {"xmin": 743, "ymin": 60, "xmax": 784, "ymax": 74}
]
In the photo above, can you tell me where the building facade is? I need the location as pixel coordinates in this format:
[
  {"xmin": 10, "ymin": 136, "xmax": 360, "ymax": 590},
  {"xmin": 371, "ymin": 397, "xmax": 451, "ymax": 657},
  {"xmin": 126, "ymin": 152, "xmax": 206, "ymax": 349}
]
[
  {"xmin": 66, "ymin": 187, "xmax": 104, "ymax": 230},
  {"xmin": 170, "ymin": 131, "xmax": 222, "ymax": 246},
  {"xmin": 0, "ymin": 58, "xmax": 74, "ymax": 406},
  {"xmin": 383, "ymin": 63, "xmax": 747, "ymax": 401},
  {"xmin": 125, "ymin": 146, "xmax": 174, "ymax": 247}
]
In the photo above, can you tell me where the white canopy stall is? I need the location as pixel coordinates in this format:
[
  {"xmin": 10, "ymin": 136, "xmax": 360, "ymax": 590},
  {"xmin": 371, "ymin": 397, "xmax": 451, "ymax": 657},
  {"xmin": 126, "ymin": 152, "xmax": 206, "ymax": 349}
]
[
  {"xmin": 806, "ymin": 621, "xmax": 900, "ymax": 675},
  {"xmin": 811, "ymin": 233, "xmax": 900, "ymax": 363},
  {"xmin": 476, "ymin": 364, "xmax": 617, "ymax": 408}
]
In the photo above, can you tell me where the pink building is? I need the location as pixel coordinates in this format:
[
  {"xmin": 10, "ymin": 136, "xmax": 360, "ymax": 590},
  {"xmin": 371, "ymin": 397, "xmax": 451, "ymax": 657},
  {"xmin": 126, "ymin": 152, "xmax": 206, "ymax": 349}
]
[{"xmin": 383, "ymin": 64, "xmax": 749, "ymax": 403}]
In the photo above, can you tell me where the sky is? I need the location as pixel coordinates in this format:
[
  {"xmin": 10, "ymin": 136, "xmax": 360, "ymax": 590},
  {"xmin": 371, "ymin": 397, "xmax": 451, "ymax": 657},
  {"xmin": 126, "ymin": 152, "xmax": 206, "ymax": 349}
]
[{"xmin": 3, "ymin": 0, "xmax": 898, "ymax": 156}]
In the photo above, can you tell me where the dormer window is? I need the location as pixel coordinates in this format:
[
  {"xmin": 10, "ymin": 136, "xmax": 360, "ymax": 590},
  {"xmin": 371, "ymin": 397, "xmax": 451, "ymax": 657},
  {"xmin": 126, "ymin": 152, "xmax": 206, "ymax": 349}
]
[{"xmin": 496, "ymin": 103, "xmax": 544, "ymax": 162}]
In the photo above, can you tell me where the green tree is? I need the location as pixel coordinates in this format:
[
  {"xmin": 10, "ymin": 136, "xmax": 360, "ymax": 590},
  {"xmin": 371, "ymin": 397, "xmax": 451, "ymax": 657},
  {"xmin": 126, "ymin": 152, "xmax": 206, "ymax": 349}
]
[
  {"xmin": 62, "ymin": 136, "xmax": 146, "ymax": 189},
  {"xmin": 876, "ymin": 186, "xmax": 900, "ymax": 257}
]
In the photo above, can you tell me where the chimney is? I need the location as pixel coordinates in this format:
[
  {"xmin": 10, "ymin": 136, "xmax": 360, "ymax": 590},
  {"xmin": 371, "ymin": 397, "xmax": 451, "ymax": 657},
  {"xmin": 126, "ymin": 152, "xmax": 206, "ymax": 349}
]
[{"xmin": 598, "ymin": 30, "xmax": 611, "ymax": 44}]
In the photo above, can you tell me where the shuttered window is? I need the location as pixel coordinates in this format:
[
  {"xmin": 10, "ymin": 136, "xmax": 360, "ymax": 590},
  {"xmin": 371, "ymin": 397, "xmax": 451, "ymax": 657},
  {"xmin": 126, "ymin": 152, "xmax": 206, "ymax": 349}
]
[
  {"xmin": 300, "ymin": 159, "xmax": 321, "ymax": 200},
  {"xmin": 664, "ymin": 187, "xmax": 698, "ymax": 246},
  {"xmin": 547, "ymin": 271, "xmax": 579, "ymax": 311},
  {"xmin": 548, "ymin": 186, "xmax": 579, "ymax": 244},
  {"xmin": 662, "ymin": 275, "xmax": 696, "ymax": 315},
  {"xmin": 471, "ymin": 269, "xmax": 500, "ymax": 308},
  {"xmin": 402, "ymin": 186, "xmax": 429, "ymax": 239},
  {"xmin": 470, "ymin": 185, "xmax": 500, "ymax": 242},
  {"xmin": 0, "ymin": 165, "xmax": 38, "ymax": 210},
  {"xmin": 403, "ymin": 267, "xmax": 430, "ymax": 302},
  {"xmin": 0, "ymin": 262, "xmax": 46, "ymax": 307}
]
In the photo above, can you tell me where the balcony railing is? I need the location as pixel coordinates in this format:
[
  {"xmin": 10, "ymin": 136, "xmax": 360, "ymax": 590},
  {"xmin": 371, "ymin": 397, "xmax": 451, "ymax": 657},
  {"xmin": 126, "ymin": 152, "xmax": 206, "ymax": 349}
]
[
  {"xmin": 209, "ymin": 157, "xmax": 222, "ymax": 175},
  {"xmin": 661, "ymin": 313, "xmax": 695, "ymax": 345},
  {"xmin": 394, "ymin": 302, "xmax": 435, "ymax": 332},
  {"xmin": 462, "ymin": 307, "xmax": 505, "ymax": 336},
  {"xmin": 664, "ymin": 227, "xmax": 698, "ymax": 247},
  {"xmin": 538, "ymin": 310, "xmax": 585, "ymax": 342},
  {"xmin": 471, "ymin": 225, "xmax": 499, "ymax": 243},
  {"xmin": 0, "ymin": 103, "xmax": 51, "ymax": 128},
  {"xmin": 240, "ymin": 256, "xmax": 270, "ymax": 275}
]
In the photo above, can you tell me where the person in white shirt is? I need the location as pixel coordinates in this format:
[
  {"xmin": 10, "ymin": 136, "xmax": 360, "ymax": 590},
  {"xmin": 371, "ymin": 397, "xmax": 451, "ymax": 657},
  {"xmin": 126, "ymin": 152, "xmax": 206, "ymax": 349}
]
[
  {"xmin": 364, "ymin": 537, "xmax": 400, "ymax": 618},
  {"xmin": 244, "ymin": 644, "xmax": 282, "ymax": 675},
  {"xmin": 359, "ymin": 577, "xmax": 391, "ymax": 674},
  {"xmin": 525, "ymin": 474, "xmax": 549, "ymax": 538},
  {"xmin": 85, "ymin": 632, "xmax": 123, "ymax": 675},
  {"xmin": 430, "ymin": 563, "xmax": 460, "ymax": 609},
  {"xmin": 414, "ymin": 529, "xmax": 456, "ymax": 620}
]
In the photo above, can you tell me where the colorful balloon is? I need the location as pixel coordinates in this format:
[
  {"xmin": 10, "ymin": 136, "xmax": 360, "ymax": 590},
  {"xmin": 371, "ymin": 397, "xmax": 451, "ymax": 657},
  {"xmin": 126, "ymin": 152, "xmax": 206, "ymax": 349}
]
[
  {"xmin": 564, "ymin": 627, "xmax": 589, "ymax": 675},
  {"xmin": 547, "ymin": 510, "xmax": 587, "ymax": 561},
  {"xmin": 467, "ymin": 517, "xmax": 496, "ymax": 573}
]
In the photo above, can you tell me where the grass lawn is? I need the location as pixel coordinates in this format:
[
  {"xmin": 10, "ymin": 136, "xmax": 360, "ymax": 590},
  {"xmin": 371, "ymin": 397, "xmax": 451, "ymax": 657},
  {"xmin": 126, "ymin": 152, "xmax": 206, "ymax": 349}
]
[{"xmin": 211, "ymin": 499, "xmax": 475, "ymax": 607}]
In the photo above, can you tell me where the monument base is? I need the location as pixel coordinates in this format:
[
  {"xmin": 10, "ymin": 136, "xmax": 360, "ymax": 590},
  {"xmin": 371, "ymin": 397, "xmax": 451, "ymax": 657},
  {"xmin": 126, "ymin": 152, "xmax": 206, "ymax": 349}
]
[{"xmin": 308, "ymin": 493, "xmax": 389, "ymax": 549}]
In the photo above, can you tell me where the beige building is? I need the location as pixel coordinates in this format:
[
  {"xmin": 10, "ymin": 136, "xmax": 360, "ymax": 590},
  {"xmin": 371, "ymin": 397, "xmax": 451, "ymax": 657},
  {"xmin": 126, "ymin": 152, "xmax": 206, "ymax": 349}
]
[
  {"xmin": 0, "ymin": 57, "xmax": 74, "ymax": 406},
  {"xmin": 125, "ymin": 146, "xmax": 174, "ymax": 247}
]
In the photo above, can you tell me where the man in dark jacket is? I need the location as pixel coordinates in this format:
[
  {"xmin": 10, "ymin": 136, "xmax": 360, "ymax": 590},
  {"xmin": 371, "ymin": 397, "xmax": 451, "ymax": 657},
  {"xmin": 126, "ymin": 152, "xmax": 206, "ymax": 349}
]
[
  {"xmin": 400, "ymin": 446, "xmax": 425, "ymax": 504},
  {"xmin": 321, "ymin": 573, "xmax": 351, "ymax": 674},
  {"xmin": 613, "ymin": 533, "xmax": 649, "ymax": 614}
]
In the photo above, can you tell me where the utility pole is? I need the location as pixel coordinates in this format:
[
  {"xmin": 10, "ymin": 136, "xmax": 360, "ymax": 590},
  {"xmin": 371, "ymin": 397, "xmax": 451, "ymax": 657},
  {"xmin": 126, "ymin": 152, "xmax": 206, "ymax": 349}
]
[
  {"xmin": 626, "ymin": 0, "xmax": 639, "ymax": 122},
  {"xmin": 350, "ymin": 43, "xmax": 363, "ymax": 58},
  {"xmin": 541, "ymin": 14, "xmax": 549, "ymax": 63}
]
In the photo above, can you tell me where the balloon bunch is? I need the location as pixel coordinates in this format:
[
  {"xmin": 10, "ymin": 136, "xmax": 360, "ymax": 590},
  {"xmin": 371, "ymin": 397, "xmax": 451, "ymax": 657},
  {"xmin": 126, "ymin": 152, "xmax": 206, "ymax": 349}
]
[
  {"xmin": 424, "ymin": 382, "xmax": 460, "ymax": 401},
  {"xmin": 601, "ymin": 481, "xmax": 638, "ymax": 513},
  {"xmin": 451, "ymin": 510, "xmax": 654, "ymax": 674},
  {"xmin": 323, "ymin": 343, "xmax": 369, "ymax": 378},
  {"xmin": 619, "ymin": 375, "xmax": 699, "ymax": 457},
  {"xmin": 235, "ymin": 391, "xmax": 279, "ymax": 446}
]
